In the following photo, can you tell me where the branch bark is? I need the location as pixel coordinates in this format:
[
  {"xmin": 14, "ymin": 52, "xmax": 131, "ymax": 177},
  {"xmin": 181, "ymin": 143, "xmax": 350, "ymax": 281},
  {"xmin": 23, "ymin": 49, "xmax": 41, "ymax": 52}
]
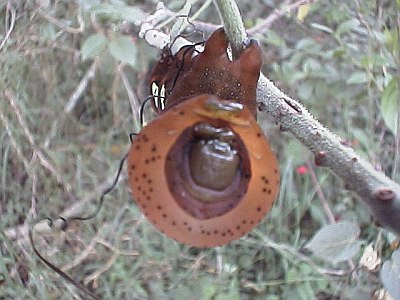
[{"xmin": 214, "ymin": 0, "xmax": 400, "ymax": 235}]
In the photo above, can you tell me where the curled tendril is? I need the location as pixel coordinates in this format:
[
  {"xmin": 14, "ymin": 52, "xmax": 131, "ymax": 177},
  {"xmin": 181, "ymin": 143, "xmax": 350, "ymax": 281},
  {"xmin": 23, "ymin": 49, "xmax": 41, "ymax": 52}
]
[
  {"xmin": 139, "ymin": 95, "xmax": 153, "ymax": 127},
  {"xmin": 129, "ymin": 133, "xmax": 138, "ymax": 143},
  {"xmin": 169, "ymin": 41, "xmax": 204, "ymax": 89},
  {"xmin": 29, "ymin": 152, "xmax": 129, "ymax": 299}
]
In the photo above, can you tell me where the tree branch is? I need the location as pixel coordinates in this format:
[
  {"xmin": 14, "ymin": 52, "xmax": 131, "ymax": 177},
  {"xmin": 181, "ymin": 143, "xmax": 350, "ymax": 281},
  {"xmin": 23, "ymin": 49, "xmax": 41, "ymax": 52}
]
[
  {"xmin": 247, "ymin": 0, "xmax": 315, "ymax": 35},
  {"xmin": 214, "ymin": 0, "xmax": 400, "ymax": 235}
]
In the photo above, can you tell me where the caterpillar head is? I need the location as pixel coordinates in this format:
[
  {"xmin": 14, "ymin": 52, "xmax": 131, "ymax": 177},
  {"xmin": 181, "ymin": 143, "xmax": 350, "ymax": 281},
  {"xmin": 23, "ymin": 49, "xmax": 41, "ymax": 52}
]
[{"xmin": 148, "ymin": 28, "xmax": 262, "ymax": 117}]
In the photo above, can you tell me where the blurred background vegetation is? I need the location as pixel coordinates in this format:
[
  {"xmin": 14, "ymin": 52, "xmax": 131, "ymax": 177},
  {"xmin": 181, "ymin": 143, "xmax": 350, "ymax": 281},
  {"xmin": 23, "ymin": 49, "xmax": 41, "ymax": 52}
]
[{"xmin": 1, "ymin": 0, "xmax": 400, "ymax": 299}]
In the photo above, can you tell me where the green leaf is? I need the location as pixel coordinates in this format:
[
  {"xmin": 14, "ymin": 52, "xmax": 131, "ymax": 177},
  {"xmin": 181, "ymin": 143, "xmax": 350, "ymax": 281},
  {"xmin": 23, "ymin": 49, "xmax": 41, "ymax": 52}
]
[
  {"xmin": 119, "ymin": 6, "xmax": 146, "ymax": 23},
  {"xmin": 302, "ymin": 58, "xmax": 321, "ymax": 73},
  {"xmin": 381, "ymin": 249, "xmax": 400, "ymax": 300},
  {"xmin": 81, "ymin": 33, "xmax": 107, "ymax": 60},
  {"xmin": 297, "ymin": 4, "xmax": 310, "ymax": 22},
  {"xmin": 90, "ymin": 3, "xmax": 120, "ymax": 16},
  {"xmin": 343, "ymin": 286, "xmax": 374, "ymax": 300},
  {"xmin": 384, "ymin": 28, "xmax": 399, "ymax": 55},
  {"xmin": 305, "ymin": 222, "xmax": 362, "ymax": 264},
  {"xmin": 346, "ymin": 71, "xmax": 368, "ymax": 85},
  {"xmin": 90, "ymin": 3, "xmax": 145, "ymax": 23},
  {"xmin": 285, "ymin": 139, "xmax": 309, "ymax": 166},
  {"xmin": 200, "ymin": 278, "xmax": 217, "ymax": 299},
  {"xmin": 336, "ymin": 19, "xmax": 360, "ymax": 36},
  {"xmin": 297, "ymin": 82, "xmax": 314, "ymax": 102},
  {"xmin": 215, "ymin": 291, "xmax": 240, "ymax": 300},
  {"xmin": 39, "ymin": 24, "xmax": 58, "ymax": 42},
  {"xmin": 296, "ymin": 38, "xmax": 317, "ymax": 50},
  {"xmin": 108, "ymin": 35, "xmax": 137, "ymax": 68},
  {"xmin": 381, "ymin": 78, "xmax": 399, "ymax": 134},
  {"xmin": 295, "ymin": 282, "xmax": 315, "ymax": 300},
  {"xmin": 266, "ymin": 30, "xmax": 285, "ymax": 47},
  {"xmin": 360, "ymin": 54, "xmax": 387, "ymax": 69},
  {"xmin": 295, "ymin": 38, "xmax": 321, "ymax": 55},
  {"xmin": 78, "ymin": 0, "xmax": 100, "ymax": 11}
]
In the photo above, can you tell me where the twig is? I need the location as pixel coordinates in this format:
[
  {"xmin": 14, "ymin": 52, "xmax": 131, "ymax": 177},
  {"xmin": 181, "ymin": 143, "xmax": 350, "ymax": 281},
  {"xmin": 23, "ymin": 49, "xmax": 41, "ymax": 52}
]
[
  {"xmin": 64, "ymin": 60, "xmax": 98, "ymax": 114},
  {"xmin": 94, "ymin": 238, "xmax": 139, "ymax": 256},
  {"xmin": 214, "ymin": 0, "xmax": 400, "ymax": 235},
  {"xmin": 0, "ymin": 107, "xmax": 30, "ymax": 173},
  {"xmin": 4, "ymin": 89, "xmax": 72, "ymax": 194},
  {"xmin": 305, "ymin": 160, "xmax": 357, "ymax": 275},
  {"xmin": 61, "ymin": 221, "xmax": 140, "ymax": 273},
  {"xmin": 61, "ymin": 230, "xmax": 102, "ymax": 272},
  {"xmin": 83, "ymin": 253, "xmax": 118, "ymax": 287},
  {"xmin": 215, "ymin": 247, "xmax": 223, "ymax": 275},
  {"xmin": 189, "ymin": 254, "xmax": 207, "ymax": 272},
  {"xmin": 26, "ymin": 161, "xmax": 38, "ymax": 223},
  {"xmin": 44, "ymin": 60, "xmax": 98, "ymax": 148},
  {"xmin": 306, "ymin": 160, "xmax": 336, "ymax": 224},
  {"xmin": 0, "ymin": 2, "xmax": 16, "ymax": 52},
  {"xmin": 34, "ymin": 8, "xmax": 84, "ymax": 34},
  {"xmin": 139, "ymin": 2, "xmax": 172, "ymax": 49},
  {"xmin": 250, "ymin": 236, "xmax": 349, "ymax": 277},
  {"xmin": 392, "ymin": 10, "xmax": 400, "ymax": 180},
  {"xmin": 247, "ymin": 0, "xmax": 316, "ymax": 35},
  {"xmin": 4, "ymin": 172, "xmax": 125, "ymax": 241},
  {"xmin": 117, "ymin": 63, "xmax": 141, "ymax": 130},
  {"xmin": 215, "ymin": 0, "xmax": 246, "ymax": 56}
]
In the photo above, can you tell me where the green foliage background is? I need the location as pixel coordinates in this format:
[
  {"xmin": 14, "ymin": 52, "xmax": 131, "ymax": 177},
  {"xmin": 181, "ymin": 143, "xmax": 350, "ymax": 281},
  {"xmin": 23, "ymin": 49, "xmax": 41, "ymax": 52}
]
[{"xmin": 1, "ymin": 0, "xmax": 399, "ymax": 299}]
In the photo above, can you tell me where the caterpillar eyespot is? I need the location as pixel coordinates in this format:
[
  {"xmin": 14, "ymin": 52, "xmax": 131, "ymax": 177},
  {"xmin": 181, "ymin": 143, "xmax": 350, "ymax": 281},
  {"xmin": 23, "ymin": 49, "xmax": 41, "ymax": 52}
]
[
  {"xmin": 149, "ymin": 44, "xmax": 198, "ymax": 114},
  {"xmin": 128, "ymin": 95, "xmax": 279, "ymax": 247},
  {"xmin": 151, "ymin": 82, "xmax": 166, "ymax": 111}
]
